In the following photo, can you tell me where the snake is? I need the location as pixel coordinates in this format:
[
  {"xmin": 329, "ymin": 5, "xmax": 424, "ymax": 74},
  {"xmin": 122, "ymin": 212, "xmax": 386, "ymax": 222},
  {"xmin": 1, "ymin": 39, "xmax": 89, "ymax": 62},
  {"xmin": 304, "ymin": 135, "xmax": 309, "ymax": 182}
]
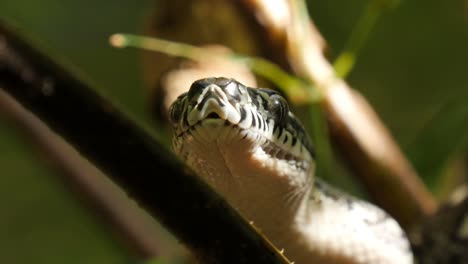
[{"xmin": 169, "ymin": 77, "xmax": 414, "ymax": 264}]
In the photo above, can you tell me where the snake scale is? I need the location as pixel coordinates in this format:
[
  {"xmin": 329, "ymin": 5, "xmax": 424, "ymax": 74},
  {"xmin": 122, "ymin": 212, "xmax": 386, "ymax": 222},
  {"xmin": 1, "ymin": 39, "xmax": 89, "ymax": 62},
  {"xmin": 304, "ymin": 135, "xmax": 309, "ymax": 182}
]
[{"xmin": 169, "ymin": 77, "xmax": 413, "ymax": 264}]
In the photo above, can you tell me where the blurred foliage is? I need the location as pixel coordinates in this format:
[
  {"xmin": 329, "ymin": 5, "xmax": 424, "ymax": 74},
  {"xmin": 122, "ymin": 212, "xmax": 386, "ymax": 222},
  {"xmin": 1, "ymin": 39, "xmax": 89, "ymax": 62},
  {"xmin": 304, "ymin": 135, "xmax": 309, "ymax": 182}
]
[
  {"xmin": 310, "ymin": 0, "xmax": 468, "ymax": 193},
  {"xmin": 0, "ymin": 0, "xmax": 468, "ymax": 263},
  {"xmin": 0, "ymin": 121, "xmax": 132, "ymax": 263},
  {"xmin": 0, "ymin": 0, "xmax": 153, "ymax": 263}
]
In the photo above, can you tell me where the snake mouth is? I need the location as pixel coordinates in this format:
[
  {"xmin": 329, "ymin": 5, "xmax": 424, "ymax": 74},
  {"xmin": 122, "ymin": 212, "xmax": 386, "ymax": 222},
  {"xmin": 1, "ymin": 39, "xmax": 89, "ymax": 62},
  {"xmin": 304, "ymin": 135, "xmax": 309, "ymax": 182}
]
[
  {"xmin": 175, "ymin": 117, "xmax": 238, "ymax": 138},
  {"xmin": 176, "ymin": 105, "xmax": 310, "ymax": 167},
  {"xmin": 176, "ymin": 120, "xmax": 308, "ymax": 171}
]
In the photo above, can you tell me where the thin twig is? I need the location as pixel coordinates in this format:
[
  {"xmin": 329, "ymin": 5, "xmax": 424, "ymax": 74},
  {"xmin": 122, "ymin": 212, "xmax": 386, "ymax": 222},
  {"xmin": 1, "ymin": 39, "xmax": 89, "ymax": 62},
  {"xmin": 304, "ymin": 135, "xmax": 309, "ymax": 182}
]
[
  {"xmin": 333, "ymin": 0, "xmax": 392, "ymax": 78},
  {"xmin": 111, "ymin": 33, "xmax": 319, "ymax": 104}
]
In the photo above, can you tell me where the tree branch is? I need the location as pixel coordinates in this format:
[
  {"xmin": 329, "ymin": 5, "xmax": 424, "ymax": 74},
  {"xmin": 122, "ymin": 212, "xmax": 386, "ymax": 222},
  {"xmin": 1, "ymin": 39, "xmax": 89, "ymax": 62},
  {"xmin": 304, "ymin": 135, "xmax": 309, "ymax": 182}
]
[
  {"xmin": 0, "ymin": 21, "xmax": 290, "ymax": 264},
  {"xmin": 0, "ymin": 89, "xmax": 178, "ymax": 259},
  {"xmin": 236, "ymin": 0, "xmax": 437, "ymax": 229}
]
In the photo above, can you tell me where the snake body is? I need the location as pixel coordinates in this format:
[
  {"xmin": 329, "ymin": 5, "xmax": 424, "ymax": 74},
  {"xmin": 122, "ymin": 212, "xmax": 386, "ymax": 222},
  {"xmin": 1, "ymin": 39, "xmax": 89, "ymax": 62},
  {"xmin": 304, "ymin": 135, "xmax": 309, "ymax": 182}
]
[{"xmin": 169, "ymin": 77, "xmax": 413, "ymax": 264}]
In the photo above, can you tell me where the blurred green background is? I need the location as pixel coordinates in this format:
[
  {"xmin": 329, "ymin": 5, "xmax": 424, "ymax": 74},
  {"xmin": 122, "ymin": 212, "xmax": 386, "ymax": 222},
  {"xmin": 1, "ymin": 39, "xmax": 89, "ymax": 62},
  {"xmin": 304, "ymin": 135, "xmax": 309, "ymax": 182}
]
[
  {"xmin": 1, "ymin": 0, "xmax": 467, "ymax": 263},
  {"xmin": 0, "ymin": 1, "xmax": 154, "ymax": 263}
]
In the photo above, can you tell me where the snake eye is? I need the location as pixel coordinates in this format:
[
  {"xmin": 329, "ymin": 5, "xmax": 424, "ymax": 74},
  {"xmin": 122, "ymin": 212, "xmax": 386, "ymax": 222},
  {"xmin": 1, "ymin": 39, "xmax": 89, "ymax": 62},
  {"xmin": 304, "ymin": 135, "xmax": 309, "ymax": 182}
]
[
  {"xmin": 169, "ymin": 103, "xmax": 181, "ymax": 124},
  {"xmin": 268, "ymin": 94, "xmax": 289, "ymax": 124},
  {"xmin": 224, "ymin": 81, "xmax": 242, "ymax": 101}
]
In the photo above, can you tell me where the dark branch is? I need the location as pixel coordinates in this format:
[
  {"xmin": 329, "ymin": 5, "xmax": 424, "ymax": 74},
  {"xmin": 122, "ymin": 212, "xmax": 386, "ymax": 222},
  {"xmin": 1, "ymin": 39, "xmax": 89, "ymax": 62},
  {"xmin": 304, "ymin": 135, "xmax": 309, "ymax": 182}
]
[
  {"xmin": 0, "ymin": 89, "xmax": 170, "ymax": 259},
  {"xmin": 412, "ymin": 194, "xmax": 468, "ymax": 263},
  {"xmin": 0, "ymin": 21, "xmax": 289, "ymax": 264}
]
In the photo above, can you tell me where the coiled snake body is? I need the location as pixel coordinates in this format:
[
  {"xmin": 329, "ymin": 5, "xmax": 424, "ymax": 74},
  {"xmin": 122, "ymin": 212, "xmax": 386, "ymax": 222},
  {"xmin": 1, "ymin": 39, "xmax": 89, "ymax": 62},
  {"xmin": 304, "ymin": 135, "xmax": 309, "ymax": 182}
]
[{"xmin": 169, "ymin": 77, "xmax": 413, "ymax": 264}]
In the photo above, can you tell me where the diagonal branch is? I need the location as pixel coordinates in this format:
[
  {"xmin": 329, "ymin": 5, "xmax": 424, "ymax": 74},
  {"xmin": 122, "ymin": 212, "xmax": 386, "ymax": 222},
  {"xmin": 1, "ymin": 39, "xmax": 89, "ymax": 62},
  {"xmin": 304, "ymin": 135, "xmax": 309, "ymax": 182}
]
[
  {"xmin": 0, "ymin": 21, "xmax": 290, "ymax": 264},
  {"xmin": 0, "ymin": 89, "xmax": 175, "ymax": 259},
  {"xmin": 237, "ymin": 0, "xmax": 437, "ymax": 229}
]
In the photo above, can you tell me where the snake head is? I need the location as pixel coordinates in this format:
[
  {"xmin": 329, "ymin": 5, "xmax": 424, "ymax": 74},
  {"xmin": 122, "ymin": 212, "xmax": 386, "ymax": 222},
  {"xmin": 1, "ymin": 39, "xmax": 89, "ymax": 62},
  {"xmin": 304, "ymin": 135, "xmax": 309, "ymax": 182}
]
[
  {"xmin": 169, "ymin": 76, "xmax": 314, "ymax": 180},
  {"xmin": 169, "ymin": 77, "xmax": 250, "ymax": 132},
  {"xmin": 169, "ymin": 77, "xmax": 313, "ymax": 156}
]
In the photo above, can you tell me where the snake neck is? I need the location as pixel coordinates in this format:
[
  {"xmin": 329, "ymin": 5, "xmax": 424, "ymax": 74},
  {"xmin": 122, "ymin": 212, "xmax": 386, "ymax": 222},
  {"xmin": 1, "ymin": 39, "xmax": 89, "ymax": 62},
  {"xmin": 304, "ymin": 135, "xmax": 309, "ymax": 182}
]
[
  {"xmin": 176, "ymin": 125, "xmax": 413, "ymax": 264},
  {"xmin": 175, "ymin": 122, "xmax": 312, "ymax": 240}
]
